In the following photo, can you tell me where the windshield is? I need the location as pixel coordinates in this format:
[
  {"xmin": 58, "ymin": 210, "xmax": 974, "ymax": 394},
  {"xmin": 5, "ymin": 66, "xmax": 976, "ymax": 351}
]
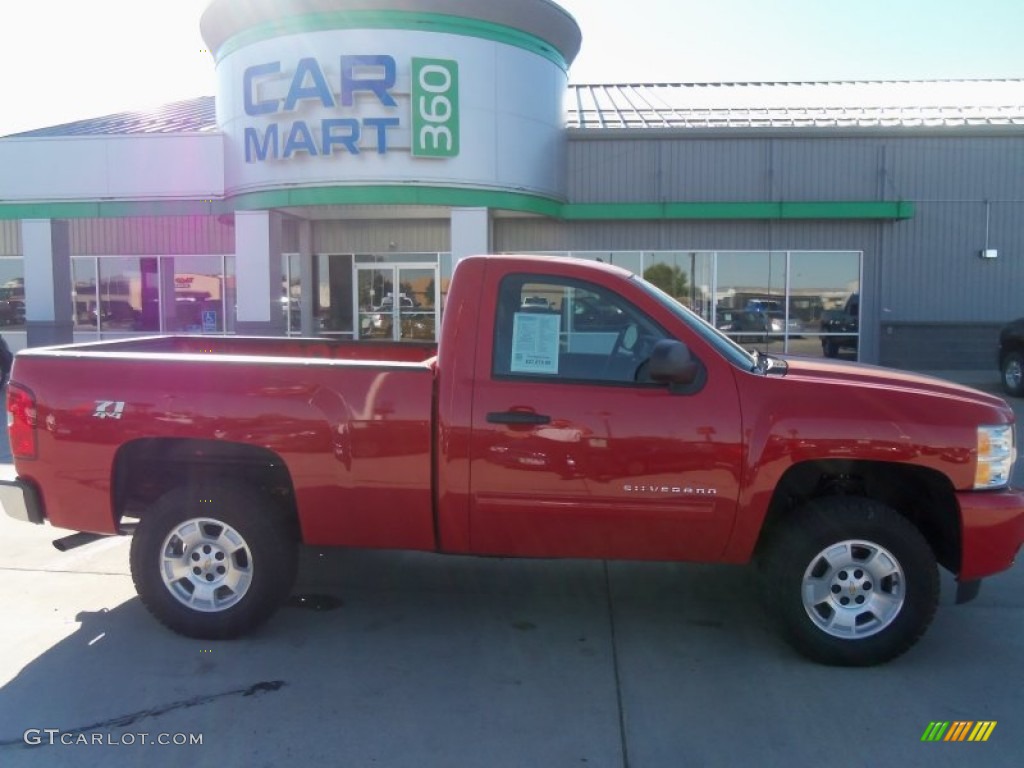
[{"xmin": 630, "ymin": 275, "xmax": 756, "ymax": 370}]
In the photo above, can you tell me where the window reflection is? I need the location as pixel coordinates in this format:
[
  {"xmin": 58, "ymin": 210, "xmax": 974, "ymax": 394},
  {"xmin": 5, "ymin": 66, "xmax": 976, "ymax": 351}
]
[
  {"xmin": 72, "ymin": 256, "xmax": 228, "ymax": 336},
  {"xmin": 642, "ymin": 252, "xmax": 714, "ymax": 323},
  {"xmin": 172, "ymin": 256, "xmax": 227, "ymax": 333},
  {"xmin": 95, "ymin": 258, "xmax": 149, "ymax": 331}
]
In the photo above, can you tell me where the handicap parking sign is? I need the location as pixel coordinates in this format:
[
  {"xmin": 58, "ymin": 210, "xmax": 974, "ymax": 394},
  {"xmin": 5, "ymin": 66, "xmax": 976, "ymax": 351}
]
[{"xmin": 201, "ymin": 310, "xmax": 217, "ymax": 332}]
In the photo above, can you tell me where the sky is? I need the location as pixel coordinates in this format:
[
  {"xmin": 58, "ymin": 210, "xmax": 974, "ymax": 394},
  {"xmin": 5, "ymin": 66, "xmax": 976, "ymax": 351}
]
[{"xmin": 1, "ymin": 0, "xmax": 1023, "ymax": 137}]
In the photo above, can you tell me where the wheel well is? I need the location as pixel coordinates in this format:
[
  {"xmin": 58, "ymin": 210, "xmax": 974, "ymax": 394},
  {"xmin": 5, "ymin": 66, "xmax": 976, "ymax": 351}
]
[
  {"xmin": 755, "ymin": 460, "xmax": 960, "ymax": 573},
  {"xmin": 112, "ymin": 438, "xmax": 298, "ymax": 532}
]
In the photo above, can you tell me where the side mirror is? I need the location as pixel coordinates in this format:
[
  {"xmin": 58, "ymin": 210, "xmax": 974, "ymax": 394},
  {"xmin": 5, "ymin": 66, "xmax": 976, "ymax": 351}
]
[{"xmin": 648, "ymin": 339, "xmax": 702, "ymax": 390}]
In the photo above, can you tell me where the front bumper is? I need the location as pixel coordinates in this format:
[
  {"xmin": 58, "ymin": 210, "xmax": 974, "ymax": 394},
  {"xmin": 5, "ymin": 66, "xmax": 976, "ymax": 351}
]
[
  {"xmin": 0, "ymin": 478, "xmax": 45, "ymax": 525},
  {"xmin": 957, "ymin": 487, "xmax": 1024, "ymax": 581}
]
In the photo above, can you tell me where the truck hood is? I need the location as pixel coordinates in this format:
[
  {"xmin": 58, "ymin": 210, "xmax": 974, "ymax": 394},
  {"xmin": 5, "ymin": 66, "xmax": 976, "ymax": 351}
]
[{"xmin": 780, "ymin": 357, "xmax": 1010, "ymax": 413}]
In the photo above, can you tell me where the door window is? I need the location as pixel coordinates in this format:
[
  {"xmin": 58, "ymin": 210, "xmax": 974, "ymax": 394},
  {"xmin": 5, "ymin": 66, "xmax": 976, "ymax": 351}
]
[{"xmin": 493, "ymin": 275, "xmax": 667, "ymax": 384}]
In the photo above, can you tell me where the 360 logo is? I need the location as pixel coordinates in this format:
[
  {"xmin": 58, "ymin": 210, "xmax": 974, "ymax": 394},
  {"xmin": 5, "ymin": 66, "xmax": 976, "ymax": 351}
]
[
  {"xmin": 412, "ymin": 58, "xmax": 459, "ymax": 158},
  {"xmin": 920, "ymin": 721, "xmax": 997, "ymax": 742}
]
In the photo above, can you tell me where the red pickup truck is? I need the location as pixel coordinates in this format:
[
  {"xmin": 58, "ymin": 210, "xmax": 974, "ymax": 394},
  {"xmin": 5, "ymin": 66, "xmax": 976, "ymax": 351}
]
[{"xmin": 3, "ymin": 255, "xmax": 1023, "ymax": 666}]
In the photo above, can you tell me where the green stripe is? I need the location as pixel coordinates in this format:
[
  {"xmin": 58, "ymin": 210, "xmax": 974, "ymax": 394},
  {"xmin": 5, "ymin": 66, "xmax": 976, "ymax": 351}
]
[
  {"xmin": 921, "ymin": 721, "xmax": 950, "ymax": 741},
  {"xmin": 214, "ymin": 11, "xmax": 569, "ymax": 71},
  {"xmin": 0, "ymin": 199, "xmax": 234, "ymax": 220},
  {"xmin": 229, "ymin": 186, "xmax": 562, "ymax": 217},
  {"xmin": 0, "ymin": 190, "xmax": 915, "ymax": 222}
]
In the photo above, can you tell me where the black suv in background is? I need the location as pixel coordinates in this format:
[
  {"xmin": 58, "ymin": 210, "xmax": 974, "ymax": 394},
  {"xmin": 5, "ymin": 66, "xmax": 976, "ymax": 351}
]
[
  {"xmin": 999, "ymin": 317, "xmax": 1024, "ymax": 396},
  {"xmin": 820, "ymin": 293, "xmax": 859, "ymax": 358}
]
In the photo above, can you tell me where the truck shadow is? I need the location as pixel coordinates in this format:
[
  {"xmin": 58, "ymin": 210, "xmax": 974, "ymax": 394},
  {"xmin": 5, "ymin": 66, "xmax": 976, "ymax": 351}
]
[{"xmin": 0, "ymin": 547, "xmax": 1016, "ymax": 763}]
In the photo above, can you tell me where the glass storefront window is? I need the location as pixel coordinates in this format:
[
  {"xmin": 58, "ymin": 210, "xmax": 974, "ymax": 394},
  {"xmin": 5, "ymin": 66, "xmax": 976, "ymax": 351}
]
[
  {"xmin": 72, "ymin": 260, "xmax": 98, "ymax": 330},
  {"xmin": 791, "ymin": 251, "xmax": 861, "ymax": 360},
  {"xmin": 641, "ymin": 252, "xmax": 714, "ymax": 323},
  {"xmin": 510, "ymin": 249, "xmax": 862, "ymax": 360},
  {"xmin": 714, "ymin": 251, "xmax": 788, "ymax": 352},
  {"xmin": 172, "ymin": 255, "xmax": 229, "ymax": 333},
  {"xmin": 94, "ymin": 257, "xmax": 153, "ymax": 332},
  {"xmin": 72, "ymin": 255, "xmax": 229, "ymax": 336},
  {"xmin": 282, "ymin": 253, "xmax": 301, "ymax": 335}
]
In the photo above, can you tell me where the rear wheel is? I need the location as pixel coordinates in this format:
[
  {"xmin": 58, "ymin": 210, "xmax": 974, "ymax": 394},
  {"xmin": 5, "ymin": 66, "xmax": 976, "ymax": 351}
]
[
  {"xmin": 1001, "ymin": 351, "xmax": 1024, "ymax": 397},
  {"xmin": 759, "ymin": 497, "xmax": 938, "ymax": 666},
  {"xmin": 130, "ymin": 485, "xmax": 297, "ymax": 639}
]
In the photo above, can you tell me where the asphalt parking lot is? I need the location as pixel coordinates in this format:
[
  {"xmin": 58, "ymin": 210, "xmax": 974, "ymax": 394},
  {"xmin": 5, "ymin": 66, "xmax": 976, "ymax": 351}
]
[{"xmin": 1, "ymin": 370, "xmax": 1023, "ymax": 767}]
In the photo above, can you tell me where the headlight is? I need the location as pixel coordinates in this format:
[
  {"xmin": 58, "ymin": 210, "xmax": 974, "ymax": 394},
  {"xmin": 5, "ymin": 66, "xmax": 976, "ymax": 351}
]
[{"xmin": 975, "ymin": 425, "xmax": 1016, "ymax": 489}]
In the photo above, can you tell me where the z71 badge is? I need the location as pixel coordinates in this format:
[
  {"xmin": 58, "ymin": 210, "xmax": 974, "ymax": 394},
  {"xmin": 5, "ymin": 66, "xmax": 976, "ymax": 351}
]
[{"xmin": 93, "ymin": 401, "xmax": 126, "ymax": 420}]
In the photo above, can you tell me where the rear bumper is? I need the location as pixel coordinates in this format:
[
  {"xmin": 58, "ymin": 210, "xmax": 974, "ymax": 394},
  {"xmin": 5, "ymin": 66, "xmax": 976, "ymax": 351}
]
[
  {"xmin": 957, "ymin": 487, "xmax": 1024, "ymax": 581},
  {"xmin": 0, "ymin": 478, "xmax": 45, "ymax": 525}
]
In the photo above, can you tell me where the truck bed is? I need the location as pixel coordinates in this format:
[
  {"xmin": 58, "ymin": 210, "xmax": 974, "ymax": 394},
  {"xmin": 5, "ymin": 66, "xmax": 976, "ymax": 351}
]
[{"xmin": 9, "ymin": 335, "xmax": 439, "ymax": 549}]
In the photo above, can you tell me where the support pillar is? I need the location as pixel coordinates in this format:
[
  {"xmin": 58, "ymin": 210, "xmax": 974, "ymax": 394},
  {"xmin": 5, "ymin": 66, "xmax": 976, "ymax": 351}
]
[
  {"xmin": 21, "ymin": 219, "xmax": 73, "ymax": 347},
  {"xmin": 234, "ymin": 210, "xmax": 286, "ymax": 335},
  {"xmin": 450, "ymin": 207, "xmax": 491, "ymax": 265}
]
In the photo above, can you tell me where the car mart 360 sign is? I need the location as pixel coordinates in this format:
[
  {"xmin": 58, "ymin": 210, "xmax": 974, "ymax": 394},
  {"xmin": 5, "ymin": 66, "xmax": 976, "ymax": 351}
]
[{"xmin": 242, "ymin": 55, "xmax": 460, "ymax": 162}]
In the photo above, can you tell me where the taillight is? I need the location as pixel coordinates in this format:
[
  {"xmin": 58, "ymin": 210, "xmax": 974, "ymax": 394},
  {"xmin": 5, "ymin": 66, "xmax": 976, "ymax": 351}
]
[{"xmin": 7, "ymin": 384, "xmax": 38, "ymax": 460}]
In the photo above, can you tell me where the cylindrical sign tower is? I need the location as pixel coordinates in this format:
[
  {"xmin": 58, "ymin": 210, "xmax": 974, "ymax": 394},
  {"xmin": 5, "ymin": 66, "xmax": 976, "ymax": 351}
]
[{"xmin": 200, "ymin": 0, "xmax": 582, "ymax": 206}]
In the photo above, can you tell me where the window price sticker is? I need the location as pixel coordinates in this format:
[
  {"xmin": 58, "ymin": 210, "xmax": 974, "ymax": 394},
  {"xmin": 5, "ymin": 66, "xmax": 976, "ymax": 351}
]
[{"xmin": 511, "ymin": 312, "xmax": 560, "ymax": 374}]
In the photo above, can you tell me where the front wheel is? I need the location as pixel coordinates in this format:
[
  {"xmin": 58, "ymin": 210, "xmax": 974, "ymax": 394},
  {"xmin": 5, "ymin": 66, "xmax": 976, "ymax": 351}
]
[
  {"xmin": 130, "ymin": 485, "xmax": 298, "ymax": 639},
  {"xmin": 759, "ymin": 497, "xmax": 939, "ymax": 666}
]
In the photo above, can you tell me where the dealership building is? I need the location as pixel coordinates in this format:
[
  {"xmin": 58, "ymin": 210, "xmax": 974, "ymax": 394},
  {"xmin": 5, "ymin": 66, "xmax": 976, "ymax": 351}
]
[{"xmin": 1, "ymin": 0, "xmax": 1022, "ymax": 369}]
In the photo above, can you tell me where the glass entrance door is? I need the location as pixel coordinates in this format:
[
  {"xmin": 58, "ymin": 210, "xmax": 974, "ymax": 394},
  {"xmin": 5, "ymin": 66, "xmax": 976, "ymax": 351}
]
[{"xmin": 354, "ymin": 264, "xmax": 439, "ymax": 342}]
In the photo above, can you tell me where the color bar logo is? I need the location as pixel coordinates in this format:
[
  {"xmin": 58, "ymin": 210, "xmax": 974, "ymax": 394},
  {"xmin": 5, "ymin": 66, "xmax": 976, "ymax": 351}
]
[{"xmin": 921, "ymin": 721, "xmax": 997, "ymax": 742}]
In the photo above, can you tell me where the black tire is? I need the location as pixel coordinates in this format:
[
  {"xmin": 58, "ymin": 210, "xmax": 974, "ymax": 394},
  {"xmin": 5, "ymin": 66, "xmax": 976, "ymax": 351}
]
[
  {"xmin": 759, "ymin": 497, "xmax": 938, "ymax": 666},
  {"xmin": 822, "ymin": 339, "xmax": 839, "ymax": 358},
  {"xmin": 1001, "ymin": 350, "xmax": 1024, "ymax": 397},
  {"xmin": 130, "ymin": 484, "xmax": 298, "ymax": 639}
]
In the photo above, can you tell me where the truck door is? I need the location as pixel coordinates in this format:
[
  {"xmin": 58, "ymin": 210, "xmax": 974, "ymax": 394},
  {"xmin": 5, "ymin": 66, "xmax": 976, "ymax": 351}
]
[{"xmin": 468, "ymin": 271, "xmax": 743, "ymax": 562}]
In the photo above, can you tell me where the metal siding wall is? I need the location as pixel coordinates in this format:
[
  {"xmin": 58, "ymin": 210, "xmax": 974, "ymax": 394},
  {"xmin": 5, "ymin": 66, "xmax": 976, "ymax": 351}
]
[
  {"xmin": 658, "ymin": 140, "xmax": 771, "ymax": 201},
  {"xmin": 69, "ymin": 216, "xmax": 234, "ymax": 255},
  {"xmin": 773, "ymin": 139, "xmax": 880, "ymax": 200},
  {"xmin": 569, "ymin": 134, "xmax": 1024, "ymax": 204},
  {"xmin": 885, "ymin": 201, "xmax": 1024, "ymax": 322},
  {"xmin": 0, "ymin": 220, "xmax": 20, "ymax": 255},
  {"xmin": 886, "ymin": 136, "xmax": 1024, "ymax": 200},
  {"xmin": 881, "ymin": 136, "xmax": 1024, "ymax": 323},
  {"xmin": 313, "ymin": 220, "xmax": 450, "ymax": 253},
  {"xmin": 569, "ymin": 136, "xmax": 891, "ymax": 203},
  {"xmin": 568, "ymin": 138, "xmax": 771, "ymax": 202}
]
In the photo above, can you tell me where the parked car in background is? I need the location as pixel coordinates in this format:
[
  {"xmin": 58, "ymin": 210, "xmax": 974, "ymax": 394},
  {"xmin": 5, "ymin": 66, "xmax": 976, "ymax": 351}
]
[
  {"xmin": 998, "ymin": 316, "xmax": 1024, "ymax": 396},
  {"xmin": 716, "ymin": 308, "xmax": 784, "ymax": 344},
  {"xmin": 821, "ymin": 293, "xmax": 859, "ymax": 358}
]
